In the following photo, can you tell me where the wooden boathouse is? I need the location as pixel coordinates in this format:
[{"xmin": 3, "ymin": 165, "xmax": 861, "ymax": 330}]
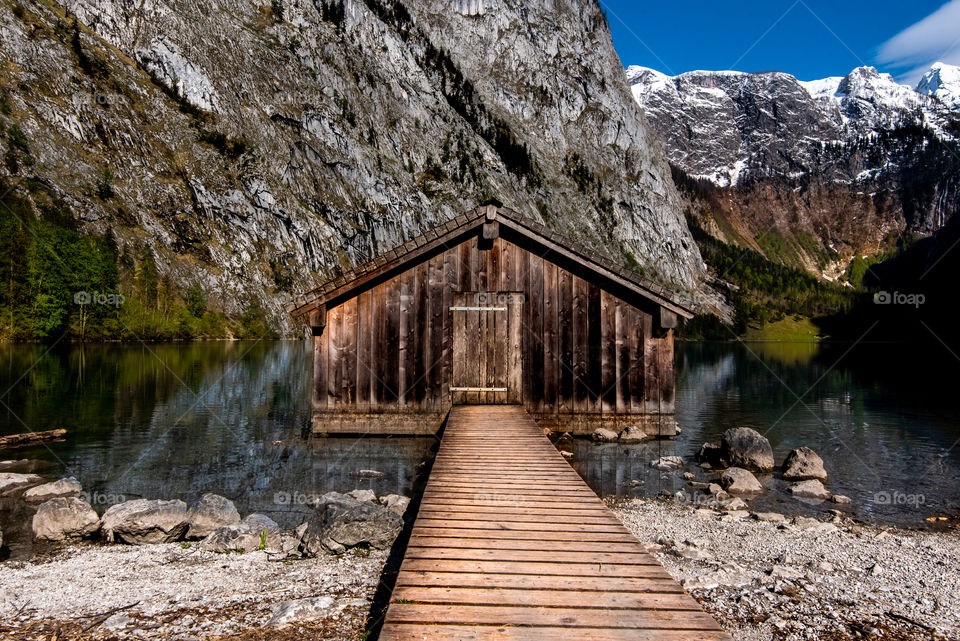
[{"xmin": 288, "ymin": 204, "xmax": 694, "ymax": 435}]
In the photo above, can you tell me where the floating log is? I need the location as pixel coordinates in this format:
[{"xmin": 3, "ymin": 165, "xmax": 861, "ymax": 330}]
[{"xmin": 0, "ymin": 428, "xmax": 67, "ymax": 448}]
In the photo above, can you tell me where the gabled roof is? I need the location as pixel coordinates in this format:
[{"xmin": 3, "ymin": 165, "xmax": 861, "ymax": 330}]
[{"xmin": 288, "ymin": 205, "xmax": 695, "ymax": 318}]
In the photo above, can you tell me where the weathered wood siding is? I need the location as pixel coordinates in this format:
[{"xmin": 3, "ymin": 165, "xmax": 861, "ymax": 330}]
[{"xmin": 313, "ymin": 233, "xmax": 675, "ymax": 425}]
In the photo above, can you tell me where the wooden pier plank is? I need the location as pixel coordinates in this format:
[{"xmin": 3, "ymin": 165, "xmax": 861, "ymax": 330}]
[{"xmin": 379, "ymin": 405, "xmax": 732, "ymax": 641}]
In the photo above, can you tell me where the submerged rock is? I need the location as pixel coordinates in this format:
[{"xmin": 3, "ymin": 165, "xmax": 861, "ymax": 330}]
[
  {"xmin": 720, "ymin": 428, "xmax": 774, "ymax": 472},
  {"xmin": 23, "ymin": 477, "xmax": 83, "ymax": 502},
  {"xmin": 186, "ymin": 494, "xmax": 241, "ymax": 539},
  {"xmin": 100, "ymin": 499, "xmax": 189, "ymax": 544},
  {"xmin": 32, "ymin": 497, "xmax": 99, "ymax": 541},
  {"xmin": 720, "ymin": 467, "xmax": 763, "ymax": 495},
  {"xmin": 789, "ymin": 480, "xmax": 832, "ymax": 500},
  {"xmin": 782, "ymin": 446, "xmax": 828, "ymax": 482},
  {"xmin": 301, "ymin": 492, "xmax": 402, "ymax": 556}
]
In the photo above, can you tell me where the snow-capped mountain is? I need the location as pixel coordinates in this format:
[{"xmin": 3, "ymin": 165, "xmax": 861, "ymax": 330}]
[
  {"xmin": 917, "ymin": 62, "xmax": 960, "ymax": 111},
  {"xmin": 628, "ymin": 63, "xmax": 960, "ymax": 271}
]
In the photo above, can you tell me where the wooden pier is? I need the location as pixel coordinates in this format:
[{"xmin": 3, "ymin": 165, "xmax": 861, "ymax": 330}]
[{"xmin": 379, "ymin": 405, "xmax": 732, "ymax": 640}]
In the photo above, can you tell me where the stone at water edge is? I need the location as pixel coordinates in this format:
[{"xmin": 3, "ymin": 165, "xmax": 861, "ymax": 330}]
[
  {"xmin": 0, "ymin": 472, "xmax": 43, "ymax": 493},
  {"xmin": 347, "ymin": 489, "xmax": 377, "ymax": 503},
  {"xmin": 186, "ymin": 494, "xmax": 241, "ymax": 539},
  {"xmin": 32, "ymin": 497, "xmax": 99, "ymax": 541},
  {"xmin": 788, "ymin": 479, "xmax": 832, "ymax": 500},
  {"xmin": 695, "ymin": 443, "xmax": 723, "ymax": 468},
  {"xmin": 720, "ymin": 428, "xmax": 775, "ymax": 472},
  {"xmin": 830, "ymin": 494, "xmax": 852, "ymax": 505},
  {"xmin": 618, "ymin": 425, "xmax": 649, "ymax": 444},
  {"xmin": 23, "ymin": 477, "xmax": 83, "ymax": 502},
  {"xmin": 100, "ymin": 499, "xmax": 189, "ymax": 544},
  {"xmin": 591, "ymin": 427, "xmax": 618, "ymax": 442},
  {"xmin": 682, "ymin": 472, "xmax": 696, "ymax": 481},
  {"xmin": 782, "ymin": 446, "xmax": 828, "ymax": 482},
  {"xmin": 301, "ymin": 491, "xmax": 402, "ymax": 556},
  {"xmin": 752, "ymin": 512, "xmax": 786, "ymax": 522},
  {"xmin": 720, "ymin": 467, "xmax": 763, "ymax": 495},
  {"xmin": 650, "ymin": 456, "xmax": 683, "ymax": 471}
]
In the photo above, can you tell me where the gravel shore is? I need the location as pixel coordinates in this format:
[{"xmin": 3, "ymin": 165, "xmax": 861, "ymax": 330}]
[
  {"xmin": 0, "ymin": 542, "xmax": 386, "ymax": 640},
  {"xmin": 612, "ymin": 498, "xmax": 960, "ymax": 641}
]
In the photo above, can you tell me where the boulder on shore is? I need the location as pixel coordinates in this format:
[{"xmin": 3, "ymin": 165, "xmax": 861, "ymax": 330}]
[
  {"xmin": 301, "ymin": 492, "xmax": 402, "ymax": 556},
  {"xmin": 719, "ymin": 467, "xmax": 763, "ymax": 495},
  {"xmin": 266, "ymin": 596, "xmax": 337, "ymax": 628},
  {"xmin": 788, "ymin": 479, "xmax": 831, "ymax": 500},
  {"xmin": 347, "ymin": 489, "xmax": 377, "ymax": 503},
  {"xmin": 199, "ymin": 519, "xmax": 281, "ymax": 553},
  {"xmin": 379, "ymin": 494, "xmax": 411, "ymax": 515},
  {"xmin": 32, "ymin": 497, "xmax": 99, "ymax": 541},
  {"xmin": 186, "ymin": 494, "xmax": 241, "ymax": 539},
  {"xmin": 23, "ymin": 477, "xmax": 83, "ymax": 502},
  {"xmin": 591, "ymin": 427, "xmax": 619, "ymax": 442},
  {"xmin": 720, "ymin": 428, "xmax": 774, "ymax": 472},
  {"xmin": 100, "ymin": 499, "xmax": 189, "ymax": 544},
  {"xmin": 782, "ymin": 446, "xmax": 828, "ymax": 482}
]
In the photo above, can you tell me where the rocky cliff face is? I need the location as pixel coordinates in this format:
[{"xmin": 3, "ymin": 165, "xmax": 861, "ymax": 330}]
[
  {"xmin": 0, "ymin": 0, "xmax": 704, "ymax": 334},
  {"xmin": 628, "ymin": 64, "xmax": 960, "ymax": 276}
]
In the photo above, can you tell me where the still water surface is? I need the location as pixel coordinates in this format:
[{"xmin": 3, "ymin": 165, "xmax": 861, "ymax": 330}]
[{"xmin": 0, "ymin": 340, "xmax": 957, "ymax": 544}]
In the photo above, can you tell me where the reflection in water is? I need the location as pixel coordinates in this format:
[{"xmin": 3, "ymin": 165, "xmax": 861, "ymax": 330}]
[
  {"xmin": 573, "ymin": 341, "xmax": 960, "ymax": 526},
  {"xmin": 0, "ymin": 342, "xmax": 437, "ymax": 548},
  {"xmin": 2, "ymin": 339, "xmax": 959, "ymax": 541}
]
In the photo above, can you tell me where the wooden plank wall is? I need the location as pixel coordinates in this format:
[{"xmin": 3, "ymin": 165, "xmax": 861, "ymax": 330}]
[{"xmin": 313, "ymin": 235, "xmax": 674, "ymax": 417}]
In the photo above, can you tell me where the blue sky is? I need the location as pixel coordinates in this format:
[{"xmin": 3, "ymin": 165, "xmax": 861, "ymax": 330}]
[{"xmin": 601, "ymin": 0, "xmax": 960, "ymax": 84}]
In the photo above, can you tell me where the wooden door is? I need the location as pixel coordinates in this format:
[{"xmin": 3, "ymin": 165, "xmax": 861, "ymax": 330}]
[{"xmin": 451, "ymin": 292, "xmax": 522, "ymax": 404}]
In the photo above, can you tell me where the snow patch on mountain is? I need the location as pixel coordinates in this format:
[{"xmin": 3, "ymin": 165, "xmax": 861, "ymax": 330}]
[{"xmin": 917, "ymin": 62, "xmax": 960, "ymax": 110}]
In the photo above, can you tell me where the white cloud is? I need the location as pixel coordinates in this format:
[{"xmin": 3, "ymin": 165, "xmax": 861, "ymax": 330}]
[{"xmin": 877, "ymin": 0, "xmax": 960, "ymax": 84}]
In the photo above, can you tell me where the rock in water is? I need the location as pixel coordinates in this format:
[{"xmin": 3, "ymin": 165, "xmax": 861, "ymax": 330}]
[
  {"xmin": 720, "ymin": 428, "xmax": 774, "ymax": 472},
  {"xmin": 33, "ymin": 497, "xmax": 99, "ymax": 541},
  {"xmin": 23, "ymin": 477, "xmax": 83, "ymax": 502},
  {"xmin": 719, "ymin": 467, "xmax": 763, "ymax": 495},
  {"xmin": 100, "ymin": 499, "xmax": 189, "ymax": 544},
  {"xmin": 650, "ymin": 456, "xmax": 684, "ymax": 471},
  {"xmin": 301, "ymin": 492, "xmax": 402, "ymax": 555},
  {"xmin": 695, "ymin": 443, "xmax": 724, "ymax": 468},
  {"xmin": 186, "ymin": 494, "xmax": 241, "ymax": 539},
  {"xmin": 788, "ymin": 479, "xmax": 832, "ymax": 500},
  {"xmin": 782, "ymin": 446, "xmax": 828, "ymax": 482},
  {"xmin": 618, "ymin": 425, "xmax": 649, "ymax": 444},
  {"xmin": 591, "ymin": 428, "xmax": 619, "ymax": 442},
  {"xmin": 266, "ymin": 596, "xmax": 336, "ymax": 628}
]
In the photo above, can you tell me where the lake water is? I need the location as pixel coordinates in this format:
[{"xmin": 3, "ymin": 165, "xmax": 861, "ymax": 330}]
[{"xmin": 1, "ymin": 339, "xmax": 958, "ymax": 556}]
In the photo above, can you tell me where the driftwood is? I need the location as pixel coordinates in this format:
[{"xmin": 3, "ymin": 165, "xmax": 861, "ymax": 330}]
[{"xmin": 0, "ymin": 429, "xmax": 67, "ymax": 449}]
